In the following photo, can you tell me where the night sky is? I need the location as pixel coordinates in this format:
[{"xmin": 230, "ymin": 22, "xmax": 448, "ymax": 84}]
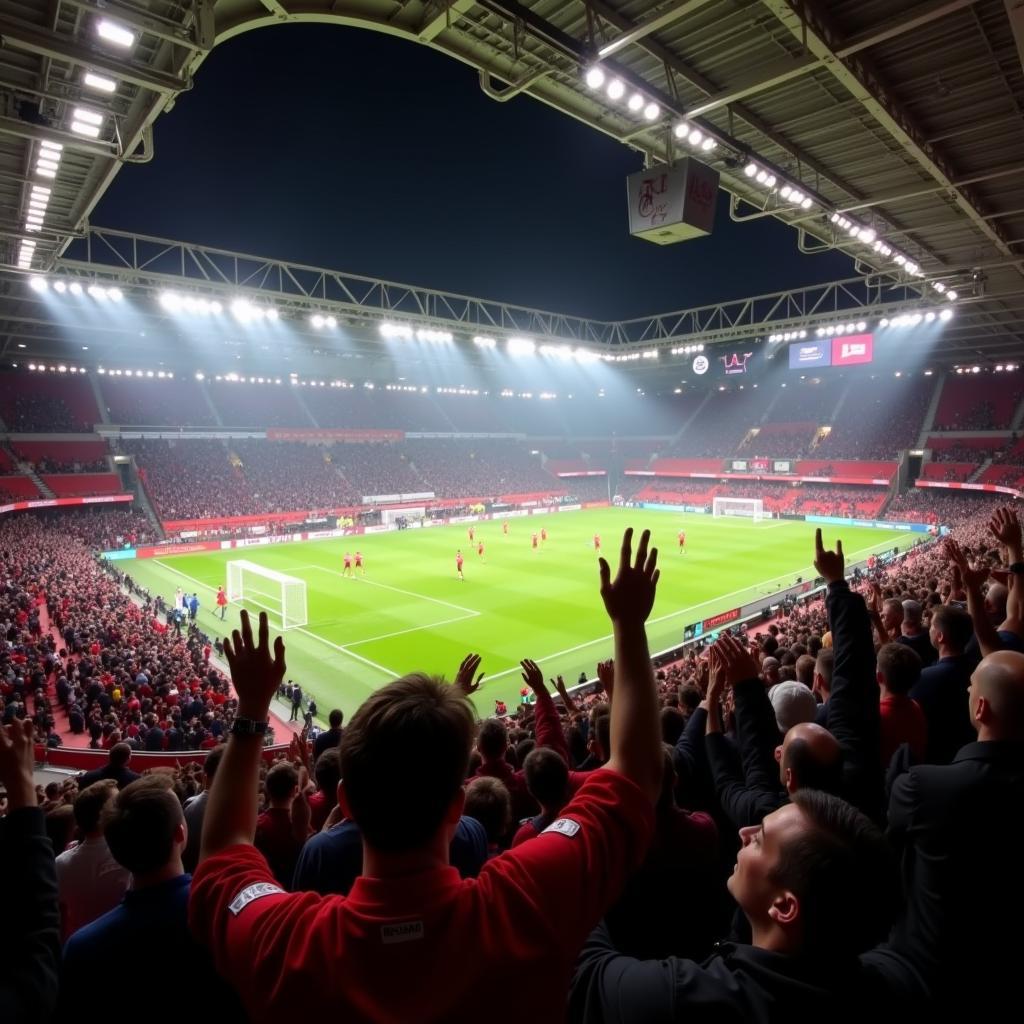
[{"xmin": 93, "ymin": 25, "xmax": 855, "ymax": 321}]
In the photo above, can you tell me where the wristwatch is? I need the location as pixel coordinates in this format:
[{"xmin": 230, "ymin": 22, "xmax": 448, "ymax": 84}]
[{"xmin": 230, "ymin": 717, "xmax": 269, "ymax": 737}]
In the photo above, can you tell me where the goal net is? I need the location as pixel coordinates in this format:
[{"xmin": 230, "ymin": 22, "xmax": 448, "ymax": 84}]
[
  {"xmin": 713, "ymin": 497, "xmax": 766, "ymax": 522},
  {"xmin": 226, "ymin": 560, "xmax": 308, "ymax": 630}
]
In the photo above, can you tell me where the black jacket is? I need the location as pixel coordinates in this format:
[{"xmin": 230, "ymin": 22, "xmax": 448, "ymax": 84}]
[
  {"xmin": 0, "ymin": 808, "xmax": 60, "ymax": 1023},
  {"xmin": 887, "ymin": 739, "xmax": 1024, "ymax": 1012},
  {"xmin": 569, "ymin": 923, "xmax": 923, "ymax": 1023},
  {"xmin": 909, "ymin": 655, "xmax": 974, "ymax": 765}
]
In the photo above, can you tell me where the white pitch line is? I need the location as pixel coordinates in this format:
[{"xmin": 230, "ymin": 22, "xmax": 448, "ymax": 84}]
[
  {"xmin": 478, "ymin": 536, "xmax": 909, "ymax": 683},
  {"xmin": 301, "ymin": 564, "xmax": 481, "ymax": 617},
  {"xmin": 341, "ymin": 612, "xmax": 479, "ymax": 648}
]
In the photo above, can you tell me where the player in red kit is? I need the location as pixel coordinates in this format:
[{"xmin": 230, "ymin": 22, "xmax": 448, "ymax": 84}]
[
  {"xmin": 594, "ymin": 533, "xmax": 601, "ymax": 552},
  {"xmin": 678, "ymin": 530, "xmax": 686, "ymax": 554},
  {"xmin": 468, "ymin": 526, "xmax": 474, "ymax": 543},
  {"xmin": 456, "ymin": 550, "xmax": 464, "ymax": 581},
  {"xmin": 531, "ymin": 532, "xmax": 538, "ymax": 550},
  {"xmin": 354, "ymin": 550, "xmax": 365, "ymax": 576},
  {"xmin": 342, "ymin": 551, "xmax": 353, "ymax": 577},
  {"xmin": 540, "ymin": 527, "xmax": 547, "ymax": 543},
  {"xmin": 502, "ymin": 520, "xmax": 509, "ymax": 537},
  {"xmin": 477, "ymin": 541, "xmax": 484, "ymax": 561}
]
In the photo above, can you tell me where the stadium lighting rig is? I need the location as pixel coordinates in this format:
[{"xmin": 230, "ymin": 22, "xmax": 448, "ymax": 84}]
[
  {"xmin": 30, "ymin": 276, "xmax": 123, "ymax": 302},
  {"xmin": 669, "ymin": 344, "xmax": 705, "ymax": 355},
  {"xmin": 583, "ymin": 66, "xmax": 661, "ymax": 123},
  {"xmin": 159, "ymin": 290, "xmax": 222, "ymax": 315},
  {"xmin": 309, "ymin": 313, "xmax": 338, "ymax": 329}
]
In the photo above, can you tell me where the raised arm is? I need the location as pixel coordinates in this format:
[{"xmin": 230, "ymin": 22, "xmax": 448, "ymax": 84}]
[
  {"xmin": 521, "ymin": 659, "xmax": 571, "ymax": 762},
  {"xmin": 201, "ymin": 610, "xmax": 287, "ymax": 861},
  {"xmin": 599, "ymin": 528, "xmax": 663, "ymax": 803},
  {"xmin": 0, "ymin": 719, "xmax": 61, "ymax": 1024},
  {"xmin": 946, "ymin": 539, "xmax": 1000, "ymax": 657}
]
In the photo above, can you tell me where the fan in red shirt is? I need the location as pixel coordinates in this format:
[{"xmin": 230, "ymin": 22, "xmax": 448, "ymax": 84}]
[
  {"xmin": 876, "ymin": 641, "xmax": 928, "ymax": 765},
  {"xmin": 456, "ymin": 550, "xmax": 464, "ymax": 581},
  {"xmin": 189, "ymin": 529, "xmax": 663, "ymax": 1023},
  {"xmin": 354, "ymin": 551, "xmax": 365, "ymax": 576}
]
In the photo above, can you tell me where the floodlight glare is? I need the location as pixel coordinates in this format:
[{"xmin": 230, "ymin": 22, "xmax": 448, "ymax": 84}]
[
  {"xmin": 643, "ymin": 102, "xmax": 660, "ymax": 121},
  {"xmin": 325, "ymin": 316, "xmax": 337, "ymax": 328},
  {"xmin": 940, "ymin": 309, "xmax": 954, "ymax": 321},
  {"xmin": 53, "ymin": 281, "xmax": 66, "ymax": 293},
  {"xmin": 701, "ymin": 137, "xmax": 716, "ymax": 151},
  {"xmin": 673, "ymin": 122, "xmax": 689, "ymax": 139},
  {"xmin": 688, "ymin": 129, "xmax": 703, "ymax": 146},
  {"xmin": 107, "ymin": 288, "xmax": 123, "ymax": 302},
  {"xmin": 607, "ymin": 78, "xmax": 625, "ymax": 100},
  {"xmin": 29, "ymin": 276, "xmax": 47, "ymax": 293},
  {"xmin": 584, "ymin": 67, "xmax": 605, "ymax": 89},
  {"xmin": 627, "ymin": 92, "xmax": 644, "ymax": 112},
  {"xmin": 70, "ymin": 121, "xmax": 100, "ymax": 138},
  {"xmin": 744, "ymin": 162, "xmax": 758, "ymax": 177},
  {"xmin": 96, "ymin": 19, "xmax": 135, "ymax": 48},
  {"xmin": 68, "ymin": 282, "xmax": 83, "ymax": 295},
  {"xmin": 83, "ymin": 72, "xmax": 117, "ymax": 93}
]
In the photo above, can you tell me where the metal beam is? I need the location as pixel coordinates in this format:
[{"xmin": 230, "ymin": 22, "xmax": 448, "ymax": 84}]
[
  {"xmin": 54, "ymin": 0, "xmax": 210, "ymax": 52},
  {"xmin": 0, "ymin": 15, "xmax": 187, "ymax": 95},
  {"xmin": 0, "ymin": 114, "xmax": 116, "ymax": 159},
  {"xmin": 596, "ymin": 0, "xmax": 715, "ymax": 59},
  {"xmin": 419, "ymin": 0, "xmax": 477, "ymax": 43}
]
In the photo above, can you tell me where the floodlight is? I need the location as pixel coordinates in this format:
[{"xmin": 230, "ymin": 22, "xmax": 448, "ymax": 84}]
[
  {"xmin": 266, "ymin": 308, "xmax": 279, "ymax": 321},
  {"xmin": 755, "ymin": 170, "xmax": 767, "ymax": 184},
  {"xmin": 940, "ymin": 309, "xmax": 953, "ymax": 321},
  {"xmin": 744, "ymin": 162, "xmax": 757, "ymax": 177},
  {"xmin": 325, "ymin": 316, "xmax": 337, "ymax": 328},
  {"xmin": 688, "ymin": 129, "xmax": 703, "ymax": 146},
  {"xmin": 924, "ymin": 312, "xmax": 935, "ymax": 323},
  {"xmin": 53, "ymin": 281, "xmax": 67, "ymax": 293},
  {"xmin": 584, "ymin": 67, "xmax": 605, "ymax": 89},
  {"xmin": 856, "ymin": 321, "xmax": 866, "ymax": 332},
  {"xmin": 73, "ymin": 107, "xmax": 103, "ymax": 126},
  {"xmin": 29, "ymin": 276, "xmax": 47, "ymax": 293},
  {"xmin": 108, "ymin": 288, "xmax": 123, "ymax": 302},
  {"xmin": 673, "ymin": 122, "xmax": 689, "ymax": 139},
  {"xmin": 643, "ymin": 102, "xmax": 660, "ymax": 121},
  {"xmin": 701, "ymin": 137, "xmax": 716, "ymax": 151},
  {"xmin": 508, "ymin": 337, "xmax": 536, "ymax": 356},
  {"xmin": 83, "ymin": 72, "xmax": 117, "ymax": 93},
  {"xmin": 40, "ymin": 140, "xmax": 62, "ymax": 153},
  {"xmin": 946, "ymin": 290, "xmax": 957, "ymax": 301},
  {"xmin": 69, "ymin": 282, "xmax": 83, "ymax": 295},
  {"xmin": 70, "ymin": 121, "xmax": 100, "ymax": 138},
  {"xmin": 87, "ymin": 285, "xmax": 107, "ymax": 299},
  {"xmin": 96, "ymin": 19, "xmax": 135, "ymax": 48},
  {"xmin": 607, "ymin": 78, "xmax": 625, "ymax": 100},
  {"xmin": 310, "ymin": 314, "xmax": 325, "ymax": 328},
  {"xmin": 780, "ymin": 186, "xmax": 792, "ymax": 199},
  {"xmin": 627, "ymin": 92, "xmax": 644, "ymax": 112}
]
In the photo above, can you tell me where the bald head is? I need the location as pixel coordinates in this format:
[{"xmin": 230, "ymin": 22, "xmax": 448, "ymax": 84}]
[
  {"xmin": 985, "ymin": 583, "xmax": 1008, "ymax": 622},
  {"xmin": 970, "ymin": 650, "xmax": 1024, "ymax": 740},
  {"xmin": 777, "ymin": 722, "xmax": 842, "ymax": 795}
]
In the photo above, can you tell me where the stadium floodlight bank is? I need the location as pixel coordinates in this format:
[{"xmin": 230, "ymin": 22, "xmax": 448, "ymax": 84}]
[
  {"xmin": 712, "ymin": 497, "xmax": 766, "ymax": 521},
  {"xmin": 226, "ymin": 560, "xmax": 308, "ymax": 630}
]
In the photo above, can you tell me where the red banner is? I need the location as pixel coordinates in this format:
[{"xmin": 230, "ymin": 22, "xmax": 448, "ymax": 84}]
[
  {"xmin": 136, "ymin": 541, "xmax": 223, "ymax": 559},
  {"xmin": 0, "ymin": 493, "xmax": 133, "ymax": 516},
  {"xmin": 266, "ymin": 428, "xmax": 404, "ymax": 443},
  {"xmin": 703, "ymin": 608, "xmax": 741, "ymax": 630},
  {"xmin": 915, "ymin": 480, "xmax": 1021, "ymax": 497}
]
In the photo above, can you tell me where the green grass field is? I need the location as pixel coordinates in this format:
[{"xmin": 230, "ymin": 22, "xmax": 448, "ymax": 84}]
[{"xmin": 120, "ymin": 509, "xmax": 916, "ymax": 718}]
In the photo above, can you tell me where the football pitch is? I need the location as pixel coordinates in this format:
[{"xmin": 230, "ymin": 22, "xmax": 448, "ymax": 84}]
[{"xmin": 119, "ymin": 509, "xmax": 917, "ymax": 719}]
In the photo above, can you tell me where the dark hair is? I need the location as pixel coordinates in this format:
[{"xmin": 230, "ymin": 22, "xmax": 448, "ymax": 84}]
[
  {"xmin": 339, "ymin": 674, "xmax": 475, "ymax": 852},
  {"xmin": 930, "ymin": 604, "xmax": 973, "ymax": 654},
  {"xmin": 103, "ymin": 776, "xmax": 183, "ymax": 875},
  {"xmin": 814, "ymin": 649, "xmax": 834, "ymax": 692},
  {"xmin": 314, "ymin": 747, "xmax": 342, "ymax": 796},
  {"xmin": 329, "ymin": 709, "xmax": 344, "ymax": 729},
  {"xmin": 782, "ymin": 738, "xmax": 842, "ymax": 794},
  {"xmin": 46, "ymin": 804, "xmax": 76, "ymax": 855},
  {"xmin": 514, "ymin": 738, "xmax": 535, "ymax": 767},
  {"xmin": 73, "ymin": 781, "xmax": 116, "ymax": 833},
  {"xmin": 477, "ymin": 718, "xmax": 508, "ymax": 760},
  {"xmin": 795, "ymin": 655, "xmax": 816, "ymax": 687},
  {"xmin": 464, "ymin": 776, "xmax": 511, "ymax": 844},
  {"xmin": 523, "ymin": 747, "xmax": 569, "ymax": 809},
  {"xmin": 660, "ymin": 706, "xmax": 686, "ymax": 746},
  {"xmin": 591, "ymin": 709, "xmax": 611, "ymax": 761},
  {"xmin": 203, "ymin": 744, "xmax": 225, "ymax": 783},
  {"xmin": 780, "ymin": 790, "xmax": 897, "ymax": 957},
  {"xmin": 109, "ymin": 742, "xmax": 132, "ymax": 768},
  {"xmin": 761, "ymin": 636, "xmax": 779, "ymax": 657},
  {"xmin": 678, "ymin": 684, "xmax": 701, "ymax": 714},
  {"xmin": 265, "ymin": 762, "xmax": 299, "ymax": 802},
  {"xmin": 876, "ymin": 642, "xmax": 922, "ymax": 695}
]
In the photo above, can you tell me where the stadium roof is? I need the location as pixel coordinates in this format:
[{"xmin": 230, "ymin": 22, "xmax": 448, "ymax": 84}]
[{"xmin": 1, "ymin": 0, "xmax": 1022, "ymax": 361}]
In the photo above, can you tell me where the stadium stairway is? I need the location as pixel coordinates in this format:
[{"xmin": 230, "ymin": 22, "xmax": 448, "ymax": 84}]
[
  {"xmin": 22, "ymin": 463, "xmax": 54, "ymax": 499},
  {"xmin": 969, "ymin": 458, "xmax": 993, "ymax": 482}
]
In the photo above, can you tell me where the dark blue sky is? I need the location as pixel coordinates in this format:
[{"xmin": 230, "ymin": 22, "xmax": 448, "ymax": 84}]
[{"xmin": 93, "ymin": 24, "xmax": 855, "ymax": 320}]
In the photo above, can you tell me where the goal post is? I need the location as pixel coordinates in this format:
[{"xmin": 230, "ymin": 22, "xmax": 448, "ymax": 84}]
[
  {"xmin": 226, "ymin": 560, "xmax": 308, "ymax": 630},
  {"xmin": 712, "ymin": 497, "xmax": 766, "ymax": 522}
]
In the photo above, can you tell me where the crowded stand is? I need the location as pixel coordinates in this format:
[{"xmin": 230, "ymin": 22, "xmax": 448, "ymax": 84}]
[
  {"xmin": 0, "ymin": 373, "xmax": 100, "ymax": 433},
  {"xmin": 919, "ymin": 461, "xmax": 976, "ymax": 483},
  {"xmin": 230, "ymin": 440, "xmax": 358, "ymax": 510},
  {"xmin": 666, "ymin": 388, "xmax": 774, "ymax": 456},
  {"xmin": 99, "ymin": 374, "xmax": 218, "ymax": 427},
  {"xmin": 205, "ymin": 380, "xmax": 312, "ymax": 429},
  {"xmin": 932, "ymin": 372, "xmax": 1024, "ymax": 431},
  {"xmin": 402, "ymin": 439, "xmax": 560, "ymax": 499},
  {"xmin": 813, "ymin": 375, "xmax": 934, "ymax": 459},
  {"xmin": 4, "ymin": 496, "xmax": 1022, "ymax": 1021},
  {"xmin": 739, "ymin": 421, "xmax": 818, "ymax": 457}
]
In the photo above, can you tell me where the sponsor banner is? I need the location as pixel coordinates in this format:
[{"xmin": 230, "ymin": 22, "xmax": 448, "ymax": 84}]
[
  {"xmin": 803, "ymin": 514, "xmax": 933, "ymax": 533},
  {"xmin": 530, "ymin": 507, "xmax": 551, "ymax": 516},
  {"xmin": 136, "ymin": 541, "xmax": 221, "ymax": 559},
  {"xmin": 557, "ymin": 470, "xmax": 607, "ymax": 478},
  {"xmin": 915, "ymin": 480, "xmax": 1020, "ymax": 497},
  {"xmin": 163, "ymin": 511, "xmax": 325, "ymax": 532},
  {"xmin": 773, "ymin": 460, "xmax": 791, "ymax": 473},
  {"xmin": 624, "ymin": 470, "xmax": 655, "ymax": 477},
  {"xmin": 0, "ymin": 493, "xmax": 133, "ymax": 517},
  {"xmin": 638, "ymin": 502, "xmax": 708, "ymax": 514},
  {"xmin": 558, "ymin": 504, "xmax": 583, "ymax": 513},
  {"xmin": 704, "ymin": 607, "xmax": 741, "ymax": 630},
  {"xmin": 790, "ymin": 340, "xmax": 830, "ymax": 368},
  {"xmin": 447, "ymin": 514, "xmax": 482, "ymax": 525},
  {"xmin": 831, "ymin": 333, "xmax": 873, "ymax": 366},
  {"xmin": 582, "ymin": 501, "xmax": 611, "ymax": 509},
  {"xmin": 363, "ymin": 524, "xmax": 390, "ymax": 534},
  {"xmin": 306, "ymin": 529, "xmax": 339, "ymax": 540},
  {"xmin": 492, "ymin": 509, "xmax": 531, "ymax": 519},
  {"xmin": 267, "ymin": 428, "xmax": 404, "ymax": 443},
  {"xmin": 362, "ymin": 491, "xmax": 435, "ymax": 505},
  {"xmin": 101, "ymin": 548, "xmax": 137, "ymax": 561}
]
